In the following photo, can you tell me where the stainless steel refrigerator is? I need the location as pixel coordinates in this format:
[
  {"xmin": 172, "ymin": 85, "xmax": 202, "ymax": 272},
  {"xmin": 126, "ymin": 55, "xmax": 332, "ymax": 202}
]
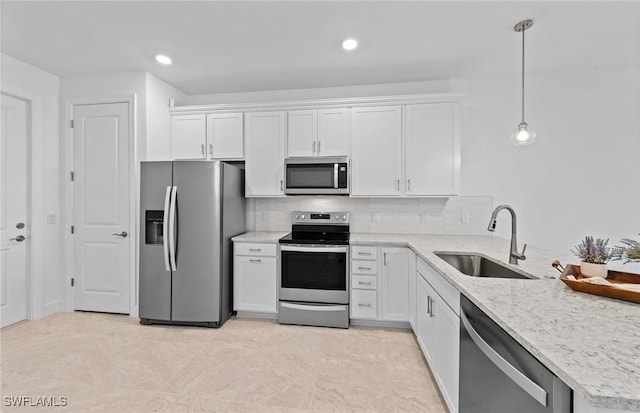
[{"xmin": 139, "ymin": 160, "xmax": 245, "ymax": 327}]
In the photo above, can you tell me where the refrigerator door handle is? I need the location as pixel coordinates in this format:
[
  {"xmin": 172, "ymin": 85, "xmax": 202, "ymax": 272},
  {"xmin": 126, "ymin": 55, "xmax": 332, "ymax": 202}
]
[
  {"xmin": 168, "ymin": 185, "xmax": 178, "ymax": 271},
  {"xmin": 162, "ymin": 186, "xmax": 172, "ymax": 271}
]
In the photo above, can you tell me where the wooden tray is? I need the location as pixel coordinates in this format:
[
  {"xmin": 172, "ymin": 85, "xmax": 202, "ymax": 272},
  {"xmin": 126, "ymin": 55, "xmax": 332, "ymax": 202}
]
[{"xmin": 559, "ymin": 264, "xmax": 640, "ymax": 304}]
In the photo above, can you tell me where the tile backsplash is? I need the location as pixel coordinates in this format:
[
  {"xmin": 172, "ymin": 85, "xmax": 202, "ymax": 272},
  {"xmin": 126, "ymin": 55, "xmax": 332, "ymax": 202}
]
[{"xmin": 245, "ymin": 196, "xmax": 494, "ymax": 235}]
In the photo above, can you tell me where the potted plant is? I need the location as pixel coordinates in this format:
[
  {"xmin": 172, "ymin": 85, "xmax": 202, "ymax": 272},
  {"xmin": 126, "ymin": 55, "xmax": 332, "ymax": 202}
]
[
  {"xmin": 571, "ymin": 236, "xmax": 612, "ymax": 277},
  {"xmin": 612, "ymin": 234, "xmax": 640, "ymax": 264}
]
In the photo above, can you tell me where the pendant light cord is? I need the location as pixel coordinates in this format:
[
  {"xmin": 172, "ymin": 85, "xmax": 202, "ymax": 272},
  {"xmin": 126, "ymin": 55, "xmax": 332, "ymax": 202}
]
[{"xmin": 521, "ymin": 26, "xmax": 525, "ymax": 124}]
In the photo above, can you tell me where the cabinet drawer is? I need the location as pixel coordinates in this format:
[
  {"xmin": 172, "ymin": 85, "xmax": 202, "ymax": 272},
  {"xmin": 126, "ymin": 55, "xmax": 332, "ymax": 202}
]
[
  {"xmin": 352, "ymin": 275, "xmax": 377, "ymax": 290},
  {"xmin": 352, "ymin": 246, "xmax": 377, "ymax": 260},
  {"xmin": 235, "ymin": 242, "xmax": 277, "ymax": 257},
  {"xmin": 352, "ymin": 260, "xmax": 377, "ymax": 275},
  {"xmin": 351, "ymin": 289, "xmax": 377, "ymax": 319}
]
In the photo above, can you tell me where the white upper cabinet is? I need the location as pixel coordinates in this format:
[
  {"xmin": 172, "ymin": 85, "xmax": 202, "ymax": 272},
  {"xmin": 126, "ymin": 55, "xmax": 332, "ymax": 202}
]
[
  {"xmin": 351, "ymin": 106, "xmax": 403, "ymax": 196},
  {"xmin": 170, "ymin": 114, "xmax": 207, "ymax": 159},
  {"xmin": 287, "ymin": 110, "xmax": 317, "ymax": 157},
  {"xmin": 404, "ymin": 103, "xmax": 459, "ymax": 196},
  {"xmin": 317, "ymin": 108, "xmax": 350, "ymax": 156},
  {"xmin": 206, "ymin": 112, "xmax": 244, "ymax": 159},
  {"xmin": 287, "ymin": 108, "xmax": 350, "ymax": 157},
  {"xmin": 171, "ymin": 112, "xmax": 244, "ymax": 160},
  {"xmin": 245, "ymin": 111, "xmax": 287, "ymax": 197}
]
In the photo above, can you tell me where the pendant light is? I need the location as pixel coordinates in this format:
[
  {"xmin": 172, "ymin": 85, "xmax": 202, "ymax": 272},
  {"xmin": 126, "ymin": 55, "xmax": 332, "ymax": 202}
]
[{"xmin": 511, "ymin": 19, "xmax": 535, "ymax": 146}]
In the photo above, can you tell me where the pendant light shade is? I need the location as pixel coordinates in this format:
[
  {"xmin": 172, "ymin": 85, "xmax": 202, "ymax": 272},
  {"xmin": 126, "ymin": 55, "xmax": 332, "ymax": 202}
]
[{"xmin": 511, "ymin": 19, "xmax": 535, "ymax": 146}]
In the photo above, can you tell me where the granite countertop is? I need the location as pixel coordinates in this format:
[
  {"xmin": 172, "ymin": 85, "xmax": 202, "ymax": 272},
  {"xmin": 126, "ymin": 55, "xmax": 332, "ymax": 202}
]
[
  {"xmin": 232, "ymin": 231, "xmax": 289, "ymax": 243},
  {"xmin": 233, "ymin": 232, "xmax": 640, "ymax": 411}
]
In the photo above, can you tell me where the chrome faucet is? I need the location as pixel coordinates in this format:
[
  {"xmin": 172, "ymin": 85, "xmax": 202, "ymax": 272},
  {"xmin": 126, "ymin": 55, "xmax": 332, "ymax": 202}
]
[{"xmin": 487, "ymin": 205, "xmax": 527, "ymax": 265}]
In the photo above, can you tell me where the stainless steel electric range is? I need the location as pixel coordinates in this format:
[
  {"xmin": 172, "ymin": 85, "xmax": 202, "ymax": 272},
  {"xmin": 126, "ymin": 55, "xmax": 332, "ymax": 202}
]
[{"xmin": 278, "ymin": 211, "xmax": 350, "ymax": 328}]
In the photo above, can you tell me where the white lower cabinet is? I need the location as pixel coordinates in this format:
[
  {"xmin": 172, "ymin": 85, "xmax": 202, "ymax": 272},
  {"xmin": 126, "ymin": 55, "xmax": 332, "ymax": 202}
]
[
  {"xmin": 350, "ymin": 245, "xmax": 409, "ymax": 323},
  {"xmin": 416, "ymin": 258, "xmax": 459, "ymax": 413},
  {"xmin": 350, "ymin": 246, "xmax": 379, "ymax": 320},
  {"xmin": 233, "ymin": 242, "xmax": 277, "ymax": 315},
  {"xmin": 380, "ymin": 247, "xmax": 409, "ymax": 322}
]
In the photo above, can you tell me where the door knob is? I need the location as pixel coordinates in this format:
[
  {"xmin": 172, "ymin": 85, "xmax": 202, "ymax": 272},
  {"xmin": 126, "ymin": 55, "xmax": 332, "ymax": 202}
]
[
  {"xmin": 112, "ymin": 231, "xmax": 128, "ymax": 238},
  {"xmin": 16, "ymin": 222, "xmax": 25, "ymax": 229},
  {"xmin": 10, "ymin": 235, "xmax": 26, "ymax": 242}
]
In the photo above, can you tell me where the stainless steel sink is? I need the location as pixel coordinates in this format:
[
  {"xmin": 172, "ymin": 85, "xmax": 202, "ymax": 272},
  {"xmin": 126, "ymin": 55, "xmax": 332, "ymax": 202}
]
[{"xmin": 434, "ymin": 253, "xmax": 535, "ymax": 279}]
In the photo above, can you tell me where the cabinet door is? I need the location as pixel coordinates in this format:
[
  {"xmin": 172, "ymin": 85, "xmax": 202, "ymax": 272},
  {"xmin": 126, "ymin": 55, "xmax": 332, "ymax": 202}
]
[
  {"xmin": 404, "ymin": 103, "xmax": 459, "ymax": 196},
  {"xmin": 245, "ymin": 112, "xmax": 287, "ymax": 197},
  {"xmin": 206, "ymin": 112, "xmax": 243, "ymax": 159},
  {"xmin": 234, "ymin": 256, "xmax": 277, "ymax": 313},
  {"xmin": 380, "ymin": 247, "xmax": 409, "ymax": 322},
  {"xmin": 287, "ymin": 110, "xmax": 317, "ymax": 157},
  {"xmin": 408, "ymin": 249, "xmax": 417, "ymax": 332},
  {"xmin": 317, "ymin": 108, "xmax": 350, "ymax": 156},
  {"xmin": 433, "ymin": 296, "xmax": 459, "ymax": 413},
  {"xmin": 416, "ymin": 273, "xmax": 435, "ymax": 364},
  {"xmin": 170, "ymin": 114, "xmax": 206, "ymax": 159},
  {"xmin": 351, "ymin": 106, "xmax": 402, "ymax": 196}
]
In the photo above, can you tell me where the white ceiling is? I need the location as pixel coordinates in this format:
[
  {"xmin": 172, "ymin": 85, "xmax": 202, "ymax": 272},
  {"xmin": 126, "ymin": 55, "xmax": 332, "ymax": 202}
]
[{"xmin": 2, "ymin": 1, "xmax": 639, "ymax": 95}]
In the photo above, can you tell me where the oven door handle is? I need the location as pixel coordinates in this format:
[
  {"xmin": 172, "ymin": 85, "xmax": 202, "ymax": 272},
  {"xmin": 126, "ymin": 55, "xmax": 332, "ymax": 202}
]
[{"xmin": 280, "ymin": 245, "xmax": 347, "ymax": 253}]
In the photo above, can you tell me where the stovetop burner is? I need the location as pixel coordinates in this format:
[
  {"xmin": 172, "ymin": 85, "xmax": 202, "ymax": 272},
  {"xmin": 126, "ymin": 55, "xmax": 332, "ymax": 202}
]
[{"xmin": 279, "ymin": 211, "xmax": 350, "ymax": 246}]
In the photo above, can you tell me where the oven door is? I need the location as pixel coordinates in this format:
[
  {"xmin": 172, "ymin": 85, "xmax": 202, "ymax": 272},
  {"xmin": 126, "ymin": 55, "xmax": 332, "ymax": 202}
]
[{"xmin": 280, "ymin": 244, "xmax": 349, "ymax": 304}]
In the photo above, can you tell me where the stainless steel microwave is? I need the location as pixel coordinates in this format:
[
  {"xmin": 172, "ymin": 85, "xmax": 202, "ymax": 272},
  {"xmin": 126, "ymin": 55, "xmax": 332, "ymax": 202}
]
[{"xmin": 284, "ymin": 157, "xmax": 349, "ymax": 195}]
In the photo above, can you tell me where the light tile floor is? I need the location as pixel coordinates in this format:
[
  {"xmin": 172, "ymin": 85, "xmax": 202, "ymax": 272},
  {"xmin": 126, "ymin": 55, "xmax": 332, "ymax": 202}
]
[{"xmin": 1, "ymin": 312, "xmax": 447, "ymax": 412}]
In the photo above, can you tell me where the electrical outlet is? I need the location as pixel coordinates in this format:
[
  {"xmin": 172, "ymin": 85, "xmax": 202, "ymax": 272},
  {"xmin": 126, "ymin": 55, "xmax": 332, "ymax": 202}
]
[
  {"xmin": 371, "ymin": 212, "xmax": 380, "ymax": 223},
  {"xmin": 461, "ymin": 212, "xmax": 471, "ymax": 224},
  {"xmin": 421, "ymin": 213, "xmax": 430, "ymax": 223},
  {"xmin": 47, "ymin": 213, "xmax": 57, "ymax": 224}
]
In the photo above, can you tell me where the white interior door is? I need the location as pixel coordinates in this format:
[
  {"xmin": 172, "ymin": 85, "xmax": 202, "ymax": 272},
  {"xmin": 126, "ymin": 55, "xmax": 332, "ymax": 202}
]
[
  {"xmin": 73, "ymin": 102, "xmax": 130, "ymax": 314},
  {"xmin": 0, "ymin": 93, "xmax": 29, "ymax": 328}
]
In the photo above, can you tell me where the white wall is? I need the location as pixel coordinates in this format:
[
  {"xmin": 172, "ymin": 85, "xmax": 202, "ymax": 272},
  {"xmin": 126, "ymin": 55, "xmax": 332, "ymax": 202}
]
[
  {"xmin": 59, "ymin": 71, "xmax": 147, "ymax": 158},
  {"xmin": 456, "ymin": 68, "xmax": 640, "ymax": 268},
  {"xmin": 1, "ymin": 54, "xmax": 62, "ymax": 319},
  {"xmin": 187, "ymin": 71, "xmax": 640, "ymax": 269},
  {"xmin": 59, "ymin": 71, "xmax": 186, "ymax": 314},
  {"xmin": 145, "ymin": 73, "xmax": 186, "ymax": 160}
]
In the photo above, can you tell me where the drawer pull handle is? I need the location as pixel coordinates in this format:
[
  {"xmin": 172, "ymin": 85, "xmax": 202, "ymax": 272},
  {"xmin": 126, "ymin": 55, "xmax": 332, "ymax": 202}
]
[
  {"xmin": 358, "ymin": 266, "xmax": 372, "ymax": 270},
  {"xmin": 249, "ymin": 248, "xmax": 261, "ymax": 252},
  {"xmin": 358, "ymin": 281, "xmax": 372, "ymax": 285},
  {"xmin": 358, "ymin": 252, "xmax": 372, "ymax": 255},
  {"xmin": 249, "ymin": 259, "xmax": 262, "ymax": 263},
  {"xmin": 358, "ymin": 303, "xmax": 372, "ymax": 307}
]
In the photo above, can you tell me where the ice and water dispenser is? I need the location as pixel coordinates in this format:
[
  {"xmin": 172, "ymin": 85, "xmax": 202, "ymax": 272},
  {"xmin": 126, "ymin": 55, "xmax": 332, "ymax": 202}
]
[{"xmin": 145, "ymin": 211, "xmax": 163, "ymax": 244}]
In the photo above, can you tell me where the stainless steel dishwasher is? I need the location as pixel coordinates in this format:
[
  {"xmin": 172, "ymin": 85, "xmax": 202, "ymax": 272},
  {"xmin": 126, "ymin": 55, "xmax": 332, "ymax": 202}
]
[{"xmin": 459, "ymin": 295, "xmax": 572, "ymax": 413}]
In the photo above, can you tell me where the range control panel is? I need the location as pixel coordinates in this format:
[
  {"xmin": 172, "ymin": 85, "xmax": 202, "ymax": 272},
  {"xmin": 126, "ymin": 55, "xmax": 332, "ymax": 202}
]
[{"xmin": 291, "ymin": 211, "xmax": 350, "ymax": 225}]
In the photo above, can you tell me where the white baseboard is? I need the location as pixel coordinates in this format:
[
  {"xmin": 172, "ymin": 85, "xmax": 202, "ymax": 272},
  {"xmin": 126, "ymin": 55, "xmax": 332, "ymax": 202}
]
[
  {"xmin": 235, "ymin": 311, "xmax": 278, "ymax": 320},
  {"xmin": 350, "ymin": 319, "xmax": 411, "ymax": 329}
]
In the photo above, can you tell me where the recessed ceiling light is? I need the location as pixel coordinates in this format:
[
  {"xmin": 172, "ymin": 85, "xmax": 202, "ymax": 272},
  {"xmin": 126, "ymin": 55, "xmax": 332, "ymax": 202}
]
[
  {"xmin": 155, "ymin": 54, "xmax": 172, "ymax": 65},
  {"xmin": 341, "ymin": 38, "xmax": 358, "ymax": 51}
]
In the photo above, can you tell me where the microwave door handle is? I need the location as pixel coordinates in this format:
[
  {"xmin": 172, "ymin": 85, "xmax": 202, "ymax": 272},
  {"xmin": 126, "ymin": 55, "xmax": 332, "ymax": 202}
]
[
  {"xmin": 460, "ymin": 310, "xmax": 548, "ymax": 407},
  {"xmin": 334, "ymin": 163, "xmax": 339, "ymax": 189},
  {"xmin": 162, "ymin": 186, "xmax": 171, "ymax": 272}
]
